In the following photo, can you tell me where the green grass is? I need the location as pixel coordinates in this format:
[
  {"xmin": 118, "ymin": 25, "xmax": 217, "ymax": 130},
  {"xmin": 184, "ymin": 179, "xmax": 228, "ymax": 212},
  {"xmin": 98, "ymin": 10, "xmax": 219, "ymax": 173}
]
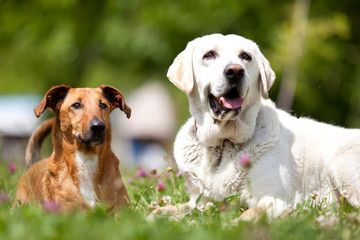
[{"xmin": 1, "ymin": 162, "xmax": 360, "ymax": 240}]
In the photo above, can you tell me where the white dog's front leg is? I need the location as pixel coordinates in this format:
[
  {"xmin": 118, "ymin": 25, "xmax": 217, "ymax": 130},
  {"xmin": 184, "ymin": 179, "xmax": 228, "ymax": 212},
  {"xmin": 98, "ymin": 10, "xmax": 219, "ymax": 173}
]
[
  {"xmin": 146, "ymin": 190, "xmax": 200, "ymax": 222},
  {"xmin": 240, "ymin": 196, "xmax": 292, "ymax": 221},
  {"xmin": 146, "ymin": 201, "xmax": 195, "ymax": 222}
]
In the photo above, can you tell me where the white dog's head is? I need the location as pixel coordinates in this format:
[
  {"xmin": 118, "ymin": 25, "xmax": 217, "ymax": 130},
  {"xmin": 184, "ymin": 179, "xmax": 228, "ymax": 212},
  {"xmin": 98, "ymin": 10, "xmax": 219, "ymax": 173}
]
[{"xmin": 168, "ymin": 34, "xmax": 276, "ymax": 146}]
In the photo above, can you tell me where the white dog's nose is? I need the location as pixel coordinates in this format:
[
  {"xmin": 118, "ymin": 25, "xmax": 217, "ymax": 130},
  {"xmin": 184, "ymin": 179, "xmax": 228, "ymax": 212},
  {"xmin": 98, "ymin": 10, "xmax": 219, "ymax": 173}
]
[{"xmin": 224, "ymin": 64, "xmax": 244, "ymax": 82}]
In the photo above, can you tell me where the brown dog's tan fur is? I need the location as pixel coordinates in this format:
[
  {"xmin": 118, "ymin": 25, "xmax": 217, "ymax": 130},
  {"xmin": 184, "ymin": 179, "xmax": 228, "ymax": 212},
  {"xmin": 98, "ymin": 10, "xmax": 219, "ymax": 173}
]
[
  {"xmin": 14, "ymin": 85, "xmax": 131, "ymax": 211},
  {"xmin": 25, "ymin": 117, "xmax": 54, "ymax": 168}
]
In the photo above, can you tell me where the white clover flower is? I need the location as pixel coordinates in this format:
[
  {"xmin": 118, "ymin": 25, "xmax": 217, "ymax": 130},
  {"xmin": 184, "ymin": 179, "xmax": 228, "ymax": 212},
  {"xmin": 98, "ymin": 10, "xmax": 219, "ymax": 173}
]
[
  {"xmin": 340, "ymin": 189, "xmax": 349, "ymax": 201},
  {"xmin": 302, "ymin": 206, "xmax": 311, "ymax": 213},
  {"xmin": 188, "ymin": 220, "xmax": 196, "ymax": 225},
  {"xmin": 315, "ymin": 212, "xmax": 339, "ymax": 228},
  {"xmin": 198, "ymin": 204, "xmax": 206, "ymax": 211},
  {"xmin": 149, "ymin": 201, "xmax": 160, "ymax": 210},
  {"xmin": 197, "ymin": 202, "xmax": 214, "ymax": 212},
  {"xmin": 310, "ymin": 191, "xmax": 319, "ymax": 201},
  {"xmin": 159, "ymin": 195, "xmax": 172, "ymax": 206},
  {"xmin": 206, "ymin": 202, "xmax": 214, "ymax": 208}
]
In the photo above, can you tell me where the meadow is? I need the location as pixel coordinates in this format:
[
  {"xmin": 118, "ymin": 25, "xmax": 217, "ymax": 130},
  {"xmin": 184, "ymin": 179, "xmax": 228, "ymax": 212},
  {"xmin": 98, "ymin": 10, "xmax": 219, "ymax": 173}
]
[
  {"xmin": 1, "ymin": 160, "xmax": 360, "ymax": 240},
  {"xmin": 0, "ymin": 0, "xmax": 359, "ymax": 239}
]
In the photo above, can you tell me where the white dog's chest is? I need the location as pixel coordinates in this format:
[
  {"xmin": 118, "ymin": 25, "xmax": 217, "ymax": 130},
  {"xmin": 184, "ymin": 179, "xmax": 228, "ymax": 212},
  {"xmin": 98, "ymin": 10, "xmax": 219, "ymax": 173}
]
[
  {"xmin": 187, "ymin": 140, "xmax": 256, "ymax": 201},
  {"xmin": 75, "ymin": 152, "xmax": 98, "ymax": 207},
  {"xmin": 175, "ymin": 110, "xmax": 282, "ymax": 203}
]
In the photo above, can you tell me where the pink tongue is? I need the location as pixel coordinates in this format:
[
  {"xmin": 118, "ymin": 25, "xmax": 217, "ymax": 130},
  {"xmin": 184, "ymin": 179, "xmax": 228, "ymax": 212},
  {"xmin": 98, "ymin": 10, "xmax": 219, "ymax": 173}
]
[{"xmin": 219, "ymin": 96, "xmax": 244, "ymax": 109}]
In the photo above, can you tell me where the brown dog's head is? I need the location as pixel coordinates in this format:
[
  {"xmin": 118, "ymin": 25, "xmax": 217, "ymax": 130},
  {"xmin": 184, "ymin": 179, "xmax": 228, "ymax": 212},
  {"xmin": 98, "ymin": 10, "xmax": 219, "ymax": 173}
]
[{"xmin": 34, "ymin": 85, "xmax": 131, "ymax": 146}]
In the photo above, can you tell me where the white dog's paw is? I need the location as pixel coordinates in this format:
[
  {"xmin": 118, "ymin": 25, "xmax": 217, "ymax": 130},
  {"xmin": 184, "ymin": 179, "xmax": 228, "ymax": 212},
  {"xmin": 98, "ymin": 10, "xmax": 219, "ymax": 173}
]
[
  {"xmin": 146, "ymin": 205, "xmax": 180, "ymax": 222},
  {"xmin": 231, "ymin": 200, "xmax": 293, "ymax": 224},
  {"xmin": 239, "ymin": 206, "xmax": 263, "ymax": 222},
  {"xmin": 146, "ymin": 203, "xmax": 193, "ymax": 222}
]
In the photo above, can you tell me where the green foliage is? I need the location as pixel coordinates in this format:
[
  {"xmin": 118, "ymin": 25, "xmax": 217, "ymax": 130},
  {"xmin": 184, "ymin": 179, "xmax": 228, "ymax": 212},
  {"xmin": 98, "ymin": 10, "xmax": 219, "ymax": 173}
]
[{"xmin": 0, "ymin": 0, "xmax": 359, "ymax": 126}]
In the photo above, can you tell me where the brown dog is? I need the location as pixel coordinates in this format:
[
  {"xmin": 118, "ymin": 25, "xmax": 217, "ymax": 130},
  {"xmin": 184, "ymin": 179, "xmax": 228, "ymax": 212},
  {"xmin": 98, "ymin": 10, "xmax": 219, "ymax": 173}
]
[{"xmin": 14, "ymin": 85, "xmax": 131, "ymax": 211}]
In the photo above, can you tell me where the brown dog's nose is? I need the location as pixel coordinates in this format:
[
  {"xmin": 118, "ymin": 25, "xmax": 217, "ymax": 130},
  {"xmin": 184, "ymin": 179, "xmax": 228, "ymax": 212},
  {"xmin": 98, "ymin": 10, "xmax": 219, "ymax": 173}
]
[
  {"xmin": 90, "ymin": 119, "xmax": 105, "ymax": 132},
  {"xmin": 224, "ymin": 64, "xmax": 244, "ymax": 82}
]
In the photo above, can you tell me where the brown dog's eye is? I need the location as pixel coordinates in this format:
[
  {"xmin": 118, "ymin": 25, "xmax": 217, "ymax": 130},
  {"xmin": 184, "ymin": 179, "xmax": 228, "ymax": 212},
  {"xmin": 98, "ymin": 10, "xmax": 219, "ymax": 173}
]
[
  {"xmin": 240, "ymin": 52, "xmax": 252, "ymax": 61},
  {"xmin": 99, "ymin": 103, "xmax": 107, "ymax": 109},
  {"xmin": 71, "ymin": 103, "xmax": 82, "ymax": 109},
  {"xmin": 203, "ymin": 50, "xmax": 216, "ymax": 60}
]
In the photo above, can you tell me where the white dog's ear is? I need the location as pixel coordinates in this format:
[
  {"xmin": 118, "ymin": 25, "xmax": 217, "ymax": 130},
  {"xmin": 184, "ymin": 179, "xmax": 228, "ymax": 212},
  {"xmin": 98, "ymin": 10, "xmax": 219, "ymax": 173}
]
[
  {"xmin": 167, "ymin": 40, "xmax": 197, "ymax": 95},
  {"xmin": 255, "ymin": 49, "xmax": 276, "ymax": 99}
]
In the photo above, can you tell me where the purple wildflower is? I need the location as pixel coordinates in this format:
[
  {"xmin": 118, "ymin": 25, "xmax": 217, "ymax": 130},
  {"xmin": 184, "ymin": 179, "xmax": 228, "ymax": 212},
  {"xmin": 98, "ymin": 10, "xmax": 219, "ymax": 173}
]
[
  {"xmin": 151, "ymin": 173, "xmax": 160, "ymax": 179},
  {"xmin": 239, "ymin": 153, "xmax": 251, "ymax": 168},
  {"xmin": 42, "ymin": 200, "xmax": 60, "ymax": 213},
  {"xmin": 8, "ymin": 163, "xmax": 17, "ymax": 173},
  {"xmin": 127, "ymin": 178, "xmax": 133, "ymax": 184},
  {"xmin": 0, "ymin": 192, "xmax": 10, "ymax": 203},
  {"xmin": 157, "ymin": 182, "xmax": 166, "ymax": 192},
  {"xmin": 150, "ymin": 168, "xmax": 157, "ymax": 175},
  {"xmin": 135, "ymin": 169, "xmax": 147, "ymax": 178}
]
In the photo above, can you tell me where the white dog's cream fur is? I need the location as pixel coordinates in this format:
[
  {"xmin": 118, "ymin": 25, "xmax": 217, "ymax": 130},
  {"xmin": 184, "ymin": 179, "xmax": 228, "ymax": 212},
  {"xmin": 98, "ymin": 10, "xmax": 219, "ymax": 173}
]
[{"xmin": 149, "ymin": 33, "xmax": 360, "ymax": 221}]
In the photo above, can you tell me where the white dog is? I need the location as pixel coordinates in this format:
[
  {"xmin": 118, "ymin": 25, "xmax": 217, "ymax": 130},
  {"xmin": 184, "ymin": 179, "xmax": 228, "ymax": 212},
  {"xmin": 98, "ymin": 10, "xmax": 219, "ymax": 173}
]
[{"xmin": 149, "ymin": 33, "xmax": 360, "ymax": 221}]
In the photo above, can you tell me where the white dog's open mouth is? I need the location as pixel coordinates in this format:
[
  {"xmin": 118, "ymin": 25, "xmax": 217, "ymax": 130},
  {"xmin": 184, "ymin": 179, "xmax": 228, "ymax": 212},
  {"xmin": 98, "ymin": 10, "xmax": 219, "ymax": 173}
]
[{"xmin": 209, "ymin": 88, "xmax": 244, "ymax": 118}]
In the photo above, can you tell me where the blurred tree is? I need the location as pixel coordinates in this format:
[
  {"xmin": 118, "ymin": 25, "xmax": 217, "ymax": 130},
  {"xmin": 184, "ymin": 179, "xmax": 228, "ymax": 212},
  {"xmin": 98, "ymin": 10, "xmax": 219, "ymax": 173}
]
[
  {"xmin": 277, "ymin": 0, "xmax": 311, "ymax": 110},
  {"xmin": 0, "ymin": 0, "xmax": 359, "ymax": 127}
]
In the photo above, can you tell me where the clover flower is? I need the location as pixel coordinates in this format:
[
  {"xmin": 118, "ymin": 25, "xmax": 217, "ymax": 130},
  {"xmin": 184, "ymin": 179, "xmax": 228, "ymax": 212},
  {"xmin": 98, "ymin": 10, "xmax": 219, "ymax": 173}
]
[
  {"xmin": 42, "ymin": 200, "xmax": 60, "ymax": 213},
  {"xmin": 340, "ymin": 189, "xmax": 349, "ymax": 202},
  {"xmin": 198, "ymin": 202, "xmax": 214, "ymax": 212},
  {"xmin": 310, "ymin": 191, "xmax": 319, "ymax": 201},
  {"xmin": 239, "ymin": 153, "xmax": 251, "ymax": 168},
  {"xmin": 151, "ymin": 173, "xmax": 160, "ymax": 178},
  {"xmin": 150, "ymin": 168, "xmax": 157, "ymax": 175},
  {"xmin": 315, "ymin": 212, "xmax": 339, "ymax": 228},
  {"xmin": 0, "ymin": 191, "xmax": 10, "ymax": 203},
  {"xmin": 135, "ymin": 169, "xmax": 147, "ymax": 178},
  {"xmin": 157, "ymin": 182, "xmax": 166, "ymax": 192},
  {"xmin": 127, "ymin": 178, "xmax": 133, "ymax": 184},
  {"xmin": 149, "ymin": 201, "xmax": 160, "ymax": 210},
  {"xmin": 158, "ymin": 195, "xmax": 172, "ymax": 206},
  {"xmin": 8, "ymin": 163, "xmax": 17, "ymax": 173}
]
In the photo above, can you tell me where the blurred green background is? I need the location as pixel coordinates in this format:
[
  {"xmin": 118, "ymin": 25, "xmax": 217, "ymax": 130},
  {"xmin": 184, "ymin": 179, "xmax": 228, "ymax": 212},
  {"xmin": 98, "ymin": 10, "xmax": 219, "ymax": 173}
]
[{"xmin": 0, "ymin": 0, "xmax": 359, "ymax": 127}]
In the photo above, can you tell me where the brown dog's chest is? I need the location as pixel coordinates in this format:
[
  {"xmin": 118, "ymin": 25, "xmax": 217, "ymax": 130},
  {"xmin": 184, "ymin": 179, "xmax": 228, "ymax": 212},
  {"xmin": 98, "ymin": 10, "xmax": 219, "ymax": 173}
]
[{"xmin": 74, "ymin": 151, "xmax": 99, "ymax": 207}]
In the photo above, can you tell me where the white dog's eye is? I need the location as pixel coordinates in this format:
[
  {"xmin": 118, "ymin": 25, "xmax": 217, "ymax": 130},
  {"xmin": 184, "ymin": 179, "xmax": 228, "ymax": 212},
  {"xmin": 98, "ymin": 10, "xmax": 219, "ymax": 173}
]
[
  {"xmin": 203, "ymin": 50, "xmax": 216, "ymax": 60},
  {"xmin": 240, "ymin": 52, "xmax": 252, "ymax": 61}
]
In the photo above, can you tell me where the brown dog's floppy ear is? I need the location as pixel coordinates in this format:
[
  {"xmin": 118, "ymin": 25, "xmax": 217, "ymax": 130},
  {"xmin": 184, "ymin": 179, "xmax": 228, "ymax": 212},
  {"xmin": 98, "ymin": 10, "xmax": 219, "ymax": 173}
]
[
  {"xmin": 255, "ymin": 48, "xmax": 276, "ymax": 99},
  {"xmin": 99, "ymin": 85, "xmax": 131, "ymax": 119},
  {"xmin": 167, "ymin": 39, "xmax": 198, "ymax": 95},
  {"xmin": 34, "ymin": 85, "xmax": 70, "ymax": 118}
]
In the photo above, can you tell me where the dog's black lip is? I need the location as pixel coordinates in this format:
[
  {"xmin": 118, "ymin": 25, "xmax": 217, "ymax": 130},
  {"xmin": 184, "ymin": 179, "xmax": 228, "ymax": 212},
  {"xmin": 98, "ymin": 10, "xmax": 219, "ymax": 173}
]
[{"xmin": 77, "ymin": 135, "xmax": 105, "ymax": 146}]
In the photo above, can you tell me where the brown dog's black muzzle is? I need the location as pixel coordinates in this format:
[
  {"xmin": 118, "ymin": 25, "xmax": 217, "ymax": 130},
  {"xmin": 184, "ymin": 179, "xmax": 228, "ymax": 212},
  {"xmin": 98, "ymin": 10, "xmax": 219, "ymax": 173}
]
[
  {"xmin": 78, "ymin": 118, "xmax": 106, "ymax": 146},
  {"xmin": 90, "ymin": 118, "xmax": 106, "ymax": 133}
]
